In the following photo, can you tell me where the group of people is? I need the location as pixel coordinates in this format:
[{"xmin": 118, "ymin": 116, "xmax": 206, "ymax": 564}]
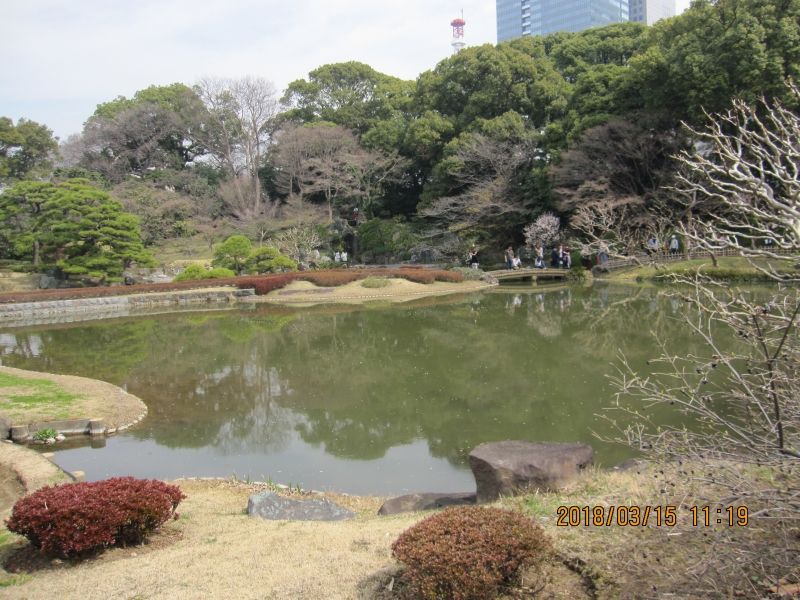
[
  {"xmin": 501, "ymin": 244, "xmax": 572, "ymax": 270},
  {"xmin": 647, "ymin": 235, "xmax": 681, "ymax": 256},
  {"xmin": 333, "ymin": 250, "xmax": 348, "ymax": 265}
]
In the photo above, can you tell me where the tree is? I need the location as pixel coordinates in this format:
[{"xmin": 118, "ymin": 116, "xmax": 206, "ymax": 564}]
[
  {"xmin": 270, "ymin": 226, "xmax": 323, "ymax": 264},
  {"xmin": 0, "ymin": 179, "xmax": 153, "ymax": 280},
  {"xmin": 675, "ymin": 84, "xmax": 800, "ymax": 273},
  {"xmin": 212, "ymin": 234, "xmax": 253, "ymax": 274},
  {"xmin": 604, "ymin": 87, "xmax": 800, "ymax": 592},
  {"xmin": 281, "ymin": 62, "xmax": 413, "ymax": 133},
  {"xmin": 194, "ymin": 77, "xmax": 279, "ymax": 218},
  {"xmin": 630, "ymin": 0, "xmax": 800, "ymax": 124},
  {"xmin": 79, "ymin": 84, "xmax": 206, "ymax": 182},
  {"xmin": 555, "ymin": 118, "xmax": 687, "ymax": 260},
  {"xmin": 0, "ymin": 117, "xmax": 58, "ymax": 181},
  {"xmin": 523, "ymin": 213, "xmax": 561, "ymax": 248},
  {"xmin": 245, "ymin": 246, "xmax": 297, "ymax": 274},
  {"xmin": 420, "ymin": 132, "xmax": 538, "ymax": 241}
]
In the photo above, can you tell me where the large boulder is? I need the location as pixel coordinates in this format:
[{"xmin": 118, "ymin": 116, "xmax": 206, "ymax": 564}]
[
  {"xmin": 377, "ymin": 492, "xmax": 476, "ymax": 516},
  {"xmin": 247, "ymin": 491, "xmax": 355, "ymax": 521},
  {"xmin": 469, "ymin": 441, "xmax": 593, "ymax": 502}
]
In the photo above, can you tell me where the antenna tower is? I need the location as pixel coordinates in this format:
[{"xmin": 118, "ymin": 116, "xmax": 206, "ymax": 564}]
[{"xmin": 450, "ymin": 10, "xmax": 466, "ymax": 54}]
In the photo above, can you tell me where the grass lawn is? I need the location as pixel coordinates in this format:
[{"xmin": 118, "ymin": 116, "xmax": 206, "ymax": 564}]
[
  {"xmin": 0, "ymin": 372, "xmax": 81, "ymax": 421},
  {"xmin": 606, "ymin": 256, "xmax": 797, "ymax": 282}
]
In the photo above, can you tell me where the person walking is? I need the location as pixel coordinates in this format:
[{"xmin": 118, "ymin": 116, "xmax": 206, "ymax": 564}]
[{"xmin": 550, "ymin": 246, "xmax": 560, "ymax": 268}]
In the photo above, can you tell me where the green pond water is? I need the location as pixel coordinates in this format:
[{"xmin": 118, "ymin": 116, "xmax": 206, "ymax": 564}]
[{"xmin": 0, "ymin": 284, "xmax": 718, "ymax": 494}]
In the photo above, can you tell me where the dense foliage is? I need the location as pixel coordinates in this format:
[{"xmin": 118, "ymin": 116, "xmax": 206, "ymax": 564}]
[
  {"xmin": 392, "ymin": 506, "xmax": 551, "ymax": 600},
  {"xmin": 6, "ymin": 477, "xmax": 185, "ymax": 557},
  {"xmin": 0, "ymin": 179, "xmax": 154, "ymax": 281}
]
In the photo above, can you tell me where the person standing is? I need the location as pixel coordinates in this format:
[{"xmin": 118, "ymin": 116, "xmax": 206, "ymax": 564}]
[
  {"xmin": 669, "ymin": 235, "xmax": 679, "ymax": 256},
  {"xmin": 341, "ymin": 250, "xmax": 348, "ymax": 266},
  {"xmin": 550, "ymin": 246, "xmax": 560, "ymax": 268},
  {"xmin": 504, "ymin": 246, "xmax": 514, "ymax": 270},
  {"xmin": 535, "ymin": 244, "xmax": 544, "ymax": 268},
  {"xmin": 468, "ymin": 247, "xmax": 479, "ymax": 269},
  {"xmin": 334, "ymin": 251, "xmax": 341, "ymax": 263}
]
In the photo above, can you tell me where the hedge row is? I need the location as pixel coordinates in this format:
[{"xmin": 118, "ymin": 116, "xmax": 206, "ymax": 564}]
[{"xmin": 0, "ymin": 268, "xmax": 464, "ymax": 304}]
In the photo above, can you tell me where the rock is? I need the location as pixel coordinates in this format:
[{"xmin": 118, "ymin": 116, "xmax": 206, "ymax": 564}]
[
  {"xmin": 247, "ymin": 491, "xmax": 355, "ymax": 521},
  {"xmin": 38, "ymin": 274, "xmax": 59, "ymax": 289},
  {"xmin": 0, "ymin": 417, "xmax": 10, "ymax": 441},
  {"xmin": 608, "ymin": 458, "xmax": 647, "ymax": 472},
  {"xmin": 378, "ymin": 492, "xmax": 476, "ymax": 515},
  {"xmin": 469, "ymin": 441, "xmax": 593, "ymax": 502}
]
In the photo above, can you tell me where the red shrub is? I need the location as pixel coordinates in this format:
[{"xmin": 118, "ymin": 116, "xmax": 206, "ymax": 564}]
[
  {"xmin": 392, "ymin": 506, "xmax": 551, "ymax": 600},
  {"xmin": 6, "ymin": 477, "xmax": 185, "ymax": 557},
  {"xmin": 234, "ymin": 274, "xmax": 298, "ymax": 295}
]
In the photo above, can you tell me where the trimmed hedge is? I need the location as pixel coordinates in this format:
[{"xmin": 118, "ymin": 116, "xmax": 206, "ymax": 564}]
[
  {"xmin": 6, "ymin": 477, "xmax": 185, "ymax": 557},
  {"xmin": 392, "ymin": 506, "xmax": 551, "ymax": 600}
]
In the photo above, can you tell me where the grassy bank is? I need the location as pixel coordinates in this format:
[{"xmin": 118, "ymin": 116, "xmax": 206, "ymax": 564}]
[{"xmin": 605, "ymin": 256, "xmax": 797, "ymax": 283}]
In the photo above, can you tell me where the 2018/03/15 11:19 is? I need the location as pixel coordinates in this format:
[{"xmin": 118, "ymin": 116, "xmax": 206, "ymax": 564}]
[{"xmin": 555, "ymin": 505, "xmax": 749, "ymax": 527}]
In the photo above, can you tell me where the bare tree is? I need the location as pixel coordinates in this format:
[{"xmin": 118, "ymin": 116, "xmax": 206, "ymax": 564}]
[
  {"xmin": 271, "ymin": 226, "xmax": 323, "ymax": 263},
  {"xmin": 603, "ymin": 87, "xmax": 800, "ymax": 596},
  {"xmin": 270, "ymin": 124, "xmax": 405, "ymax": 222},
  {"xmin": 674, "ymin": 84, "xmax": 800, "ymax": 280},
  {"xmin": 421, "ymin": 134, "xmax": 533, "ymax": 237},
  {"xmin": 194, "ymin": 77, "xmax": 279, "ymax": 218}
]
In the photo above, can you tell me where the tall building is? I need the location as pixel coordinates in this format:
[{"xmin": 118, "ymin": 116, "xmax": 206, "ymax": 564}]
[
  {"xmin": 628, "ymin": 0, "xmax": 674, "ymax": 25},
  {"xmin": 498, "ymin": 0, "xmax": 670, "ymax": 43}
]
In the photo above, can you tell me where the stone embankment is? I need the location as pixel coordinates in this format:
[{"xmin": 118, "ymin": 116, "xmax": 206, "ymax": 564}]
[{"xmin": 0, "ymin": 287, "xmax": 254, "ymax": 327}]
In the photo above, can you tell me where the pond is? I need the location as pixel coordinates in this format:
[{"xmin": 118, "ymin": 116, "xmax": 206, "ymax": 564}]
[{"xmin": 0, "ymin": 284, "xmax": 713, "ymax": 495}]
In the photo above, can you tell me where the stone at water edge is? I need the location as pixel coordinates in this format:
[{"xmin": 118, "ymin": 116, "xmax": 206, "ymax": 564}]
[
  {"xmin": 247, "ymin": 491, "xmax": 355, "ymax": 521},
  {"xmin": 469, "ymin": 440, "xmax": 593, "ymax": 503},
  {"xmin": 378, "ymin": 492, "xmax": 477, "ymax": 515}
]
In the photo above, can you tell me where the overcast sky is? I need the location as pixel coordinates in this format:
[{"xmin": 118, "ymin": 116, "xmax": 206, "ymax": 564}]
[{"xmin": 3, "ymin": 0, "xmax": 691, "ymax": 140}]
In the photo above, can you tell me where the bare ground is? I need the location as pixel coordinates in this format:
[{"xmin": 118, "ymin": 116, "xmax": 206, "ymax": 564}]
[{"xmin": 248, "ymin": 279, "xmax": 493, "ymax": 306}]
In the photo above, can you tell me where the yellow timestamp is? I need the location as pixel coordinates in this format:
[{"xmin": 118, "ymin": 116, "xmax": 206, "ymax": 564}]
[{"xmin": 556, "ymin": 505, "xmax": 749, "ymax": 527}]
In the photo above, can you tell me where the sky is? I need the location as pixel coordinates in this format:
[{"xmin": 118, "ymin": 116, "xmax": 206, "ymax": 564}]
[{"xmin": 3, "ymin": 0, "xmax": 691, "ymax": 141}]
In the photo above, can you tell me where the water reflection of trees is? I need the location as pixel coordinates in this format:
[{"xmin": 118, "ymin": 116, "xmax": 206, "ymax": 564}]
[{"xmin": 0, "ymin": 287, "xmax": 712, "ymax": 466}]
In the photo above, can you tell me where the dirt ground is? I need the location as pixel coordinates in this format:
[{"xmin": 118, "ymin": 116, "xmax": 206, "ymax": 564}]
[
  {"xmin": 0, "ymin": 365, "xmax": 147, "ymax": 431},
  {"xmin": 249, "ymin": 278, "xmax": 493, "ymax": 306}
]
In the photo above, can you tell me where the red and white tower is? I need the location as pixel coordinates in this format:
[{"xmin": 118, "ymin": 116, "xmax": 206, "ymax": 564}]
[{"xmin": 450, "ymin": 11, "xmax": 466, "ymax": 54}]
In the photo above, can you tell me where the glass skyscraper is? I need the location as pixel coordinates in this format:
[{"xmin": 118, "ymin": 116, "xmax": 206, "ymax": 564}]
[{"xmin": 497, "ymin": 0, "xmax": 632, "ymax": 42}]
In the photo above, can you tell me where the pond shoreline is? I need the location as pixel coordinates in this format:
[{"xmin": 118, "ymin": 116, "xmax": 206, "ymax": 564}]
[
  {"xmin": 0, "ymin": 366, "xmax": 148, "ymax": 441},
  {"xmin": 0, "ymin": 279, "xmax": 495, "ymax": 327}
]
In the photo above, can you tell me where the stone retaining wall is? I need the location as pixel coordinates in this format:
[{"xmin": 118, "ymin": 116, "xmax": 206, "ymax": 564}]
[{"xmin": 0, "ymin": 287, "xmax": 255, "ymax": 327}]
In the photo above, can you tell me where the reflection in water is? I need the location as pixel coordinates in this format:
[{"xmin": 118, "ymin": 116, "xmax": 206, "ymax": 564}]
[{"xmin": 0, "ymin": 285, "xmax": 720, "ymax": 494}]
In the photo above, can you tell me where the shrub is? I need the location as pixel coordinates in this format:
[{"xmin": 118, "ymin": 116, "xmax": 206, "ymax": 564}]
[
  {"xmin": 246, "ymin": 246, "xmax": 297, "ymax": 274},
  {"xmin": 360, "ymin": 276, "xmax": 391, "ymax": 288},
  {"xmin": 32, "ymin": 428, "xmax": 57, "ymax": 441},
  {"xmin": 6, "ymin": 477, "xmax": 185, "ymax": 558},
  {"xmin": 234, "ymin": 274, "xmax": 297, "ymax": 295},
  {"xmin": 450, "ymin": 267, "xmax": 485, "ymax": 281},
  {"xmin": 392, "ymin": 506, "xmax": 551, "ymax": 600},
  {"xmin": 174, "ymin": 264, "xmax": 236, "ymax": 281},
  {"xmin": 212, "ymin": 234, "xmax": 253, "ymax": 274}
]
